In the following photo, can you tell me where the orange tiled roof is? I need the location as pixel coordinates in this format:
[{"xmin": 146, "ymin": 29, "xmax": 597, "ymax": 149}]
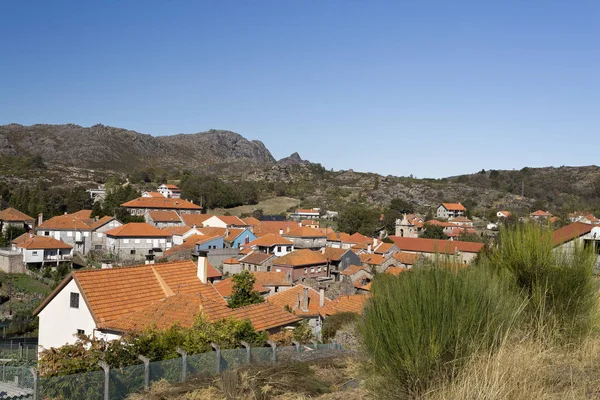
[
  {"xmin": 363, "ymin": 254, "xmax": 386, "ymax": 266},
  {"xmin": 322, "ymin": 247, "xmax": 349, "ymax": 261},
  {"xmin": 374, "ymin": 242, "xmax": 395, "ymax": 254},
  {"xmin": 242, "ymin": 217, "xmax": 261, "ymax": 226},
  {"xmin": 296, "ymin": 208, "xmax": 319, "ymax": 214},
  {"xmin": 425, "ymin": 219, "xmax": 456, "ymax": 228},
  {"xmin": 340, "ymin": 264, "xmax": 369, "ymax": 276},
  {"xmin": 14, "ymin": 235, "xmax": 72, "ymax": 250},
  {"xmin": 441, "ymin": 203, "xmax": 466, "ymax": 211},
  {"xmin": 449, "ymin": 216, "xmax": 472, "ymax": 223},
  {"xmin": 163, "ymin": 184, "xmax": 180, "ymax": 189},
  {"xmin": 253, "ymin": 221, "xmax": 298, "ymax": 237},
  {"xmin": 121, "ymin": 197, "xmax": 202, "ymax": 210},
  {"xmin": 70, "ymin": 210, "xmax": 92, "ymax": 219},
  {"xmin": 267, "ymin": 285, "xmax": 331, "ymax": 317},
  {"xmin": 153, "ymin": 260, "xmax": 222, "ymax": 293},
  {"xmin": 164, "ymin": 234, "xmax": 205, "ymax": 256},
  {"xmin": 388, "ymin": 236, "xmax": 485, "ymax": 254},
  {"xmin": 105, "ymin": 222, "xmax": 169, "ymax": 237},
  {"xmin": 319, "ymin": 294, "xmax": 370, "ymax": 317},
  {"xmin": 239, "ymin": 251, "xmax": 275, "ymax": 266},
  {"xmin": 253, "ymin": 271, "xmax": 292, "ymax": 287},
  {"xmin": 358, "ymin": 253, "xmax": 370, "ymax": 262},
  {"xmin": 530, "ymin": 210, "xmax": 552, "ymax": 217},
  {"xmin": 197, "ymin": 227, "xmax": 245, "ymax": 242},
  {"xmin": 0, "ymin": 208, "xmax": 34, "ymax": 222},
  {"xmin": 326, "ymin": 232, "xmax": 353, "ymax": 242},
  {"xmin": 213, "ymin": 277, "xmax": 269, "ymax": 297},
  {"xmin": 245, "ymin": 234, "xmax": 293, "ymax": 248},
  {"xmin": 215, "ymin": 216, "xmax": 246, "ymax": 226},
  {"xmin": 239, "ymin": 248, "xmax": 253, "ymax": 255},
  {"xmin": 392, "ymin": 251, "xmax": 421, "ymax": 265},
  {"xmin": 38, "ymin": 214, "xmax": 94, "ymax": 230},
  {"xmin": 301, "ymin": 219, "xmax": 319, "ymax": 226},
  {"xmin": 552, "ymin": 222, "xmax": 594, "ymax": 246},
  {"xmin": 498, "ymin": 211, "xmax": 511, "ymax": 217},
  {"xmin": 273, "ymin": 249, "xmax": 327, "ymax": 267},
  {"xmin": 144, "ymin": 191, "xmax": 164, "ymax": 198},
  {"xmin": 385, "ymin": 266, "xmax": 409, "ymax": 276},
  {"xmin": 283, "ymin": 226, "xmax": 327, "ymax": 238},
  {"xmin": 223, "ymin": 257, "xmax": 240, "ymax": 265},
  {"xmin": 195, "ymin": 235, "xmax": 224, "ymax": 245},
  {"xmin": 149, "ymin": 210, "xmax": 182, "ymax": 222},
  {"xmin": 354, "ymin": 281, "xmax": 371, "ymax": 291},
  {"xmin": 347, "ymin": 232, "xmax": 372, "ymax": 244},
  {"xmin": 180, "ymin": 214, "xmax": 212, "ymax": 227},
  {"xmin": 161, "ymin": 226, "xmax": 193, "ymax": 236},
  {"xmin": 89, "ymin": 216, "xmax": 116, "ymax": 230}
]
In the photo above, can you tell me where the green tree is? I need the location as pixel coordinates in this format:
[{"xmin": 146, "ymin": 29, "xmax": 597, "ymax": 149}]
[
  {"xmin": 337, "ymin": 204, "xmax": 380, "ymax": 235},
  {"xmin": 419, "ymin": 224, "xmax": 448, "ymax": 240},
  {"xmin": 383, "ymin": 198, "xmax": 415, "ymax": 234},
  {"xmin": 227, "ymin": 270, "xmax": 264, "ymax": 308}
]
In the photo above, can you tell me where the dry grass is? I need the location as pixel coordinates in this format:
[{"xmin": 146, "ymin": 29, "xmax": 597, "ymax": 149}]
[
  {"xmin": 212, "ymin": 196, "xmax": 299, "ymax": 217},
  {"xmin": 423, "ymin": 336, "xmax": 600, "ymax": 400}
]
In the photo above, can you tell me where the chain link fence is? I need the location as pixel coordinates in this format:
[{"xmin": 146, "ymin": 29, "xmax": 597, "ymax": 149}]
[{"xmin": 3, "ymin": 341, "xmax": 342, "ymax": 400}]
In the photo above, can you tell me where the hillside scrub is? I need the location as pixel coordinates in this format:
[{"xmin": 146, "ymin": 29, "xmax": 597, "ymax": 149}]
[
  {"xmin": 359, "ymin": 266, "xmax": 521, "ymax": 398},
  {"xmin": 484, "ymin": 223, "xmax": 598, "ymax": 342}
]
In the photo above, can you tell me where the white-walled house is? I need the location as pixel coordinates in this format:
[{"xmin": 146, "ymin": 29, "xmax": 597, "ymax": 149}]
[
  {"xmin": 34, "ymin": 257, "xmax": 301, "ymax": 350},
  {"xmin": 157, "ymin": 184, "xmax": 182, "ymax": 199},
  {"xmin": 436, "ymin": 203, "xmax": 466, "ymax": 219},
  {"xmin": 0, "ymin": 208, "xmax": 35, "ymax": 234},
  {"xmin": 104, "ymin": 223, "xmax": 172, "ymax": 261},
  {"xmin": 202, "ymin": 215, "xmax": 247, "ymax": 228},
  {"xmin": 553, "ymin": 222, "xmax": 600, "ymax": 268},
  {"xmin": 242, "ymin": 234, "xmax": 294, "ymax": 257},
  {"xmin": 11, "ymin": 234, "xmax": 73, "ymax": 267}
]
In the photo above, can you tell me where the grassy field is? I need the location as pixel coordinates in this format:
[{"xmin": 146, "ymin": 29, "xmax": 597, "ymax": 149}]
[{"xmin": 211, "ymin": 196, "xmax": 299, "ymax": 217}]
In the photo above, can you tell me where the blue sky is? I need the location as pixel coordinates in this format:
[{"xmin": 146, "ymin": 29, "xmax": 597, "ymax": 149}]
[{"xmin": 1, "ymin": 1, "xmax": 598, "ymax": 178}]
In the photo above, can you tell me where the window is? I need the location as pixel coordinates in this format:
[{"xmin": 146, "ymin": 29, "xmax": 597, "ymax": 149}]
[
  {"xmin": 44, "ymin": 231, "xmax": 49, "ymax": 236},
  {"xmin": 70, "ymin": 293, "xmax": 79, "ymax": 308},
  {"xmin": 276, "ymin": 268, "xmax": 281, "ymax": 272},
  {"xmin": 277, "ymin": 246, "xmax": 282, "ymax": 252},
  {"xmin": 311, "ymin": 267, "xmax": 315, "ymax": 273},
  {"xmin": 146, "ymin": 239, "xmax": 152, "ymax": 244},
  {"xmin": 97, "ymin": 232, "xmax": 103, "ymax": 238},
  {"xmin": 67, "ymin": 232, "xmax": 73, "ymax": 237},
  {"xmin": 287, "ymin": 246, "xmax": 292, "ymax": 251},
  {"xmin": 95, "ymin": 245, "xmax": 102, "ymax": 250},
  {"xmin": 32, "ymin": 251, "xmax": 38, "ymax": 256},
  {"xmin": 130, "ymin": 250, "xmax": 136, "ymax": 255},
  {"xmin": 304, "ymin": 268, "xmax": 308, "ymax": 274},
  {"xmin": 318, "ymin": 267, "xmax": 322, "ymax": 272},
  {"xmin": 134, "ymin": 239, "xmax": 141, "ymax": 244},
  {"xmin": 77, "ymin": 329, "xmax": 85, "ymax": 335},
  {"xmin": 123, "ymin": 239, "xmax": 130, "ymax": 244}
]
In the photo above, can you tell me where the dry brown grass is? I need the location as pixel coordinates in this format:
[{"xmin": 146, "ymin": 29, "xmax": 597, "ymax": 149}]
[{"xmin": 423, "ymin": 336, "xmax": 600, "ymax": 400}]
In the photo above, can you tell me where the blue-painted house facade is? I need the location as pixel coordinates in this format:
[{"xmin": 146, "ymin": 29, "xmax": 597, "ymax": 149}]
[
  {"xmin": 228, "ymin": 229, "xmax": 256, "ymax": 249},
  {"xmin": 194, "ymin": 236, "xmax": 225, "ymax": 252}
]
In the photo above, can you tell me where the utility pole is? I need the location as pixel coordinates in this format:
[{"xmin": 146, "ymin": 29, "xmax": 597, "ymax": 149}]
[{"xmin": 521, "ymin": 181, "xmax": 525, "ymax": 197}]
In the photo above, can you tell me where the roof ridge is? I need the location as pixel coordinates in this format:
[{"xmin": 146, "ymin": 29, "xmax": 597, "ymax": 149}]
[{"xmin": 151, "ymin": 266, "xmax": 175, "ymax": 297}]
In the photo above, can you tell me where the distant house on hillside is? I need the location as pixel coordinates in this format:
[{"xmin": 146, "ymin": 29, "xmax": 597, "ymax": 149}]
[
  {"xmin": 292, "ymin": 208, "xmax": 320, "ymax": 220},
  {"xmin": 121, "ymin": 197, "xmax": 202, "ymax": 217},
  {"xmin": 0, "ymin": 208, "xmax": 35, "ymax": 234},
  {"xmin": 157, "ymin": 184, "xmax": 182, "ymax": 199},
  {"xmin": 11, "ymin": 234, "xmax": 73, "ymax": 269},
  {"xmin": 436, "ymin": 203, "xmax": 466, "ymax": 219},
  {"xmin": 388, "ymin": 236, "xmax": 484, "ymax": 264},
  {"xmin": 530, "ymin": 210, "xmax": 553, "ymax": 220},
  {"xmin": 497, "ymin": 211, "xmax": 511, "ymax": 219},
  {"xmin": 282, "ymin": 227, "xmax": 327, "ymax": 250},
  {"xmin": 202, "ymin": 215, "xmax": 248, "ymax": 229}
]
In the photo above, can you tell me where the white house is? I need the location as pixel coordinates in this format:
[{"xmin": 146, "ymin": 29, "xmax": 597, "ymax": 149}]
[
  {"xmin": 11, "ymin": 234, "xmax": 73, "ymax": 267},
  {"xmin": 242, "ymin": 233, "xmax": 294, "ymax": 257},
  {"xmin": 292, "ymin": 208, "xmax": 320, "ymax": 220},
  {"xmin": 436, "ymin": 203, "xmax": 466, "ymax": 219},
  {"xmin": 553, "ymin": 222, "xmax": 600, "ymax": 267},
  {"xmin": 202, "ymin": 215, "xmax": 247, "ymax": 228},
  {"xmin": 104, "ymin": 222, "xmax": 172, "ymax": 261},
  {"xmin": 0, "ymin": 208, "xmax": 35, "ymax": 234},
  {"xmin": 497, "ymin": 210, "xmax": 511, "ymax": 219},
  {"xmin": 157, "ymin": 184, "xmax": 182, "ymax": 199}
]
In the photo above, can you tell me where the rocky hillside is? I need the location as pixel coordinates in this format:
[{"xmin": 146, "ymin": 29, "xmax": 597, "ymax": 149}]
[{"xmin": 0, "ymin": 124, "xmax": 275, "ymax": 171}]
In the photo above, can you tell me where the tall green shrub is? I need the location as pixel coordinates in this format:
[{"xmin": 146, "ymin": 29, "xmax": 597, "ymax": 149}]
[
  {"xmin": 359, "ymin": 266, "xmax": 520, "ymax": 397},
  {"xmin": 485, "ymin": 223, "xmax": 598, "ymax": 341}
]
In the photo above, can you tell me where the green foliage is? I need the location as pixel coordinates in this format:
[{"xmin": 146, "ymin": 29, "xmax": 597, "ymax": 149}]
[
  {"xmin": 322, "ymin": 312, "xmax": 359, "ymax": 341},
  {"xmin": 292, "ymin": 320, "xmax": 314, "ymax": 344},
  {"xmin": 180, "ymin": 174, "xmax": 258, "ymax": 209},
  {"xmin": 7, "ymin": 184, "xmax": 91, "ymax": 219},
  {"xmin": 337, "ymin": 204, "xmax": 380, "ymax": 235},
  {"xmin": 227, "ymin": 271, "xmax": 265, "ymax": 308},
  {"xmin": 360, "ymin": 265, "xmax": 520, "ymax": 397},
  {"xmin": 419, "ymin": 223, "xmax": 448, "ymax": 240},
  {"xmin": 483, "ymin": 223, "xmax": 598, "ymax": 341},
  {"xmin": 382, "ymin": 198, "xmax": 415, "ymax": 234},
  {"xmin": 458, "ymin": 231, "xmax": 487, "ymax": 243},
  {"xmin": 96, "ymin": 185, "xmax": 140, "ymax": 218},
  {"xmin": 0, "ymin": 225, "xmax": 27, "ymax": 247}
]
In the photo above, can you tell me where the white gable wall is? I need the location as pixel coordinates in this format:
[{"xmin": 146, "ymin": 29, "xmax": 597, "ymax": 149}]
[
  {"xmin": 202, "ymin": 216, "xmax": 227, "ymax": 228},
  {"xmin": 37, "ymin": 279, "xmax": 96, "ymax": 350}
]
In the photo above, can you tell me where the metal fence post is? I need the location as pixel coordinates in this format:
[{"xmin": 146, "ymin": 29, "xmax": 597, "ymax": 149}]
[
  {"xmin": 240, "ymin": 341, "xmax": 251, "ymax": 364},
  {"xmin": 267, "ymin": 340, "xmax": 277, "ymax": 362},
  {"xmin": 211, "ymin": 343, "xmax": 221, "ymax": 374},
  {"xmin": 292, "ymin": 340, "xmax": 301, "ymax": 353},
  {"xmin": 98, "ymin": 361, "xmax": 110, "ymax": 400},
  {"xmin": 176, "ymin": 348, "xmax": 187, "ymax": 382},
  {"xmin": 30, "ymin": 367, "xmax": 38, "ymax": 400},
  {"xmin": 137, "ymin": 355, "xmax": 150, "ymax": 390}
]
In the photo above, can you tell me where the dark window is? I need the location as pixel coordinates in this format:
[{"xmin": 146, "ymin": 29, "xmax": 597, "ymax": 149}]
[
  {"xmin": 44, "ymin": 231, "xmax": 49, "ymax": 236},
  {"xmin": 95, "ymin": 245, "xmax": 102, "ymax": 250},
  {"xmin": 77, "ymin": 329, "xmax": 84, "ymax": 335},
  {"xmin": 70, "ymin": 292, "xmax": 79, "ymax": 308},
  {"xmin": 277, "ymin": 246, "xmax": 282, "ymax": 252},
  {"xmin": 130, "ymin": 250, "xmax": 136, "ymax": 255}
]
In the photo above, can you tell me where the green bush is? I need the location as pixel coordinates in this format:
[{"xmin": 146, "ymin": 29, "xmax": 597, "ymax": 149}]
[
  {"xmin": 484, "ymin": 223, "xmax": 598, "ymax": 341},
  {"xmin": 322, "ymin": 312, "xmax": 359, "ymax": 341},
  {"xmin": 359, "ymin": 265, "xmax": 520, "ymax": 397}
]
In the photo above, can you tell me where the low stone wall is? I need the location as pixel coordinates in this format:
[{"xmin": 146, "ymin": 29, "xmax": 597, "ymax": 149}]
[{"xmin": 0, "ymin": 250, "xmax": 24, "ymax": 274}]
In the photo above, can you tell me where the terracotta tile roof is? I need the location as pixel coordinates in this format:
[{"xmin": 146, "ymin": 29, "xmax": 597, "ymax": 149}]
[
  {"xmin": 213, "ymin": 277, "xmax": 269, "ymax": 297},
  {"xmin": 163, "ymin": 184, "xmax": 180, "ymax": 189},
  {"xmin": 164, "ymin": 234, "xmax": 205, "ymax": 255},
  {"xmin": 354, "ymin": 281, "xmax": 371, "ymax": 291},
  {"xmin": 549, "ymin": 217, "xmax": 559, "ymax": 224},
  {"xmin": 144, "ymin": 191, "xmax": 164, "ymax": 198},
  {"xmin": 283, "ymin": 226, "xmax": 327, "ymax": 238},
  {"xmin": 38, "ymin": 214, "xmax": 94, "ymax": 230},
  {"xmin": 223, "ymin": 257, "xmax": 240, "ymax": 264},
  {"xmin": 553, "ymin": 222, "xmax": 594, "ymax": 246},
  {"xmin": 105, "ymin": 222, "xmax": 170, "ymax": 237},
  {"xmin": 121, "ymin": 197, "xmax": 202, "ymax": 210},
  {"xmin": 242, "ymin": 217, "xmax": 261, "ymax": 226},
  {"xmin": 153, "ymin": 261, "xmax": 223, "ymax": 297},
  {"xmin": 273, "ymin": 249, "xmax": 327, "ymax": 267},
  {"xmin": 530, "ymin": 210, "xmax": 552, "ymax": 217},
  {"xmin": 498, "ymin": 211, "xmax": 511, "ymax": 217},
  {"xmin": 319, "ymin": 294, "xmax": 370, "ymax": 317},
  {"xmin": 301, "ymin": 219, "xmax": 319, "ymax": 226},
  {"xmin": 195, "ymin": 235, "xmax": 224, "ymax": 245},
  {"xmin": 363, "ymin": 254, "xmax": 387, "ymax": 266},
  {"xmin": 374, "ymin": 243, "xmax": 395, "ymax": 254},
  {"xmin": 392, "ymin": 251, "xmax": 421, "ymax": 265},
  {"xmin": 441, "ymin": 203, "xmax": 466, "ymax": 211},
  {"xmin": 216, "ymin": 216, "xmax": 247, "ymax": 226},
  {"xmin": 148, "ymin": 210, "xmax": 182, "ymax": 223},
  {"xmin": 347, "ymin": 232, "xmax": 372, "ymax": 244},
  {"xmin": 388, "ymin": 236, "xmax": 485, "ymax": 254},
  {"xmin": 253, "ymin": 221, "xmax": 298, "ymax": 237},
  {"xmin": 326, "ymin": 232, "xmax": 352, "ymax": 242},
  {"xmin": 296, "ymin": 208, "xmax": 319, "ymax": 214},
  {"xmin": 245, "ymin": 234, "xmax": 293, "ymax": 248},
  {"xmin": 0, "ymin": 208, "xmax": 34, "ymax": 222},
  {"xmin": 321, "ymin": 247, "xmax": 348, "ymax": 261},
  {"xmin": 101, "ymin": 293, "xmax": 300, "ymax": 333},
  {"xmin": 161, "ymin": 226, "xmax": 193, "ymax": 236},
  {"xmin": 358, "ymin": 253, "xmax": 371, "ymax": 262},
  {"xmin": 385, "ymin": 266, "xmax": 409, "ymax": 276},
  {"xmin": 14, "ymin": 235, "xmax": 72, "ymax": 250},
  {"xmin": 253, "ymin": 271, "xmax": 291, "ymax": 287},
  {"xmin": 239, "ymin": 251, "xmax": 275, "ymax": 266},
  {"xmin": 70, "ymin": 210, "xmax": 93, "ymax": 219},
  {"xmin": 89, "ymin": 216, "xmax": 116, "ymax": 230},
  {"xmin": 197, "ymin": 227, "xmax": 245, "ymax": 242},
  {"xmin": 449, "ymin": 216, "xmax": 472, "ymax": 222},
  {"xmin": 340, "ymin": 264, "xmax": 369, "ymax": 276},
  {"xmin": 267, "ymin": 285, "xmax": 331, "ymax": 317},
  {"xmin": 180, "ymin": 214, "xmax": 212, "ymax": 227},
  {"xmin": 239, "ymin": 248, "xmax": 253, "ymax": 255},
  {"xmin": 425, "ymin": 220, "xmax": 456, "ymax": 228}
]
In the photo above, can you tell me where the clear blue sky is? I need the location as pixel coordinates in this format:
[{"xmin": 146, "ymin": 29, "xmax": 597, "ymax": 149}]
[{"xmin": 1, "ymin": 1, "xmax": 598, "ymax": 178}]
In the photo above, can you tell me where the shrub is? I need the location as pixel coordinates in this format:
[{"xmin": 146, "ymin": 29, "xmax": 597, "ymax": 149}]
[
  {"xmin": 359, "ymin": 265, "xmax": 520, "ymax": 397},
  {"xmin": 322, "ymin": 312, "xmax": 359, "ymax": 341},
  {"xmin": 484, "ymin": 223, "xmax": 598, "ymax": 341}
]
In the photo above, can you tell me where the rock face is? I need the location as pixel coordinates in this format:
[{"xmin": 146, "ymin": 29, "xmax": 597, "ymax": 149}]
[
  {"xmin": 278, "ymin": 152, "xmax": 309, "ymax": 166},
  {"xmin": 0, "ymin": 124, "xmax": 276, "ymax": 171}
]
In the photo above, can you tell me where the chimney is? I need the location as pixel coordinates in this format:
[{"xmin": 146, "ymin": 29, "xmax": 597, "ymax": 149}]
[
  {"xmin": 279, "ymin": 228, "xmax": 283, "ymax": 235},
  {"xmin": 367, "ymin": 244, "xmax": 372, "ymax": 253},
  {"xmin": 197, "ymin": 250, "xmax": 209, "ymax": 284},
  {"xmin": 373, "ymin": 238, "xmax": 377, "ymax": 246},
  {"xmin": 301, "ymin": 287, "xmax": 309, "ymax": 312},
  {"xmin": 321, "ymin": 247, "xmax": 325, "ymax": 254},
  {"xmin": 296, "ymin": 293, "xmax": 301, "ymax": 310},
  {"xmin": 319, "ymin": 288, "xmax": 325, "ymax": 307},
  {"xmin": 29, "ymin": 232, "xmax": 33, "ymax": 239},
  {"xmin": 37, "ymin": 213, "xmax": 43, "ymax": 226},
  {"xmin": 225, "ymin": 227, "xmax": 229, "ymax": 238}
]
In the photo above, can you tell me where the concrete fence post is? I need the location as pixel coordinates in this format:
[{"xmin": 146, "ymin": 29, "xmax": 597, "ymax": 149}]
[
  {"xmin": 175, "ymin": 348, "xmax": 187, "ymax": 382},
  {"xmin": 137, "ymin": 355, "xmax": 150, "ymax": 390},
  {"xmin": 267, "ymin": 340, "xmax": 277, "ymax": 362},
  {"xmin": 18, "ymin": 343, "xmax": 23, "ymax": 360},
  {"xmin": 329, "ymin": 339, "xmax": 336, "ymax": 350},
  {"xmin": 240, "ymin": 341, "xmax": 251, "ymax": 364},
  {"xmin": 98, "ymin": 361, "xmax": 110, "ymax": 400},
  {"xmin": 30, "ymin": 367, "xmax": 38, "ymax": 400},
  {"xmin": 292, "ymin": 340, "xmax": 301, "ymax": 353},
  {"xmin": 311, "ymin": 340, "xmax": 319, "ymax": 350},
  {"xmin": 211, "ymin": 343, "xmax": 221, "ymax": 374}
]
